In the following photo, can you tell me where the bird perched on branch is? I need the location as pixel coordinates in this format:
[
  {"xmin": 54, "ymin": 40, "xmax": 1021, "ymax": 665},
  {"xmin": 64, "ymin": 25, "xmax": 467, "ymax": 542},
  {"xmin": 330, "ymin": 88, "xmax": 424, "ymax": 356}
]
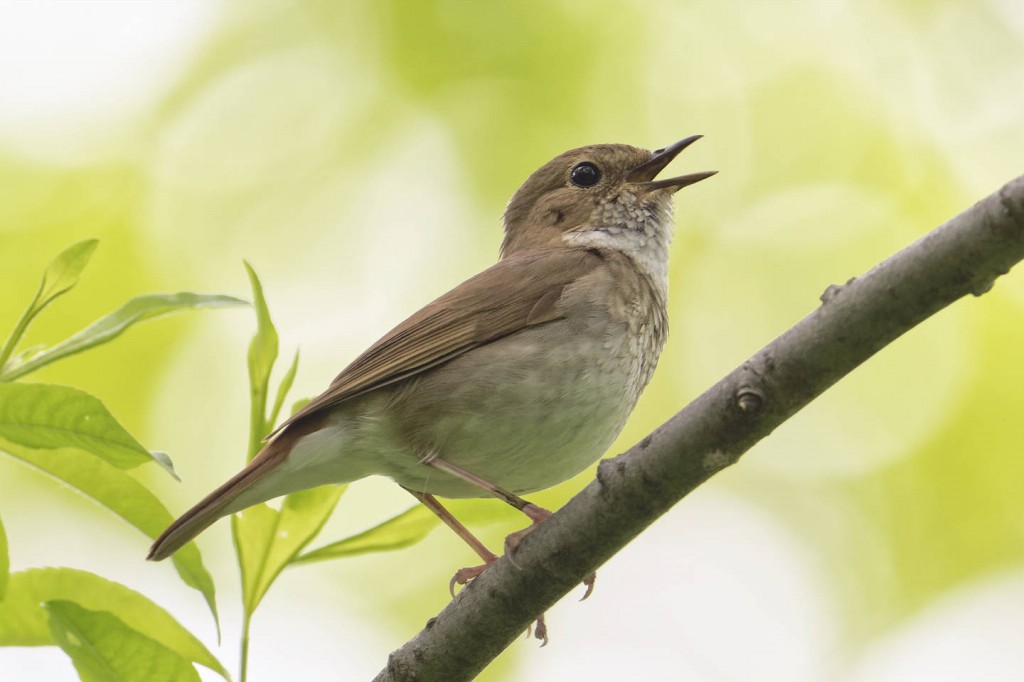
[{"xmin": 149, "ymin": 135, "xmax": 715, "ymax": 640}]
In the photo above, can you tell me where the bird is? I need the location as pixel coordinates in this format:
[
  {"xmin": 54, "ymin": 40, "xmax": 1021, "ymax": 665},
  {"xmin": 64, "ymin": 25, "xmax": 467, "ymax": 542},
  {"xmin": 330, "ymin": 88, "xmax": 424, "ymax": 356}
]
[{"xmin": 148, "ymin": 136, "xmax": 714, "ymax": 632}]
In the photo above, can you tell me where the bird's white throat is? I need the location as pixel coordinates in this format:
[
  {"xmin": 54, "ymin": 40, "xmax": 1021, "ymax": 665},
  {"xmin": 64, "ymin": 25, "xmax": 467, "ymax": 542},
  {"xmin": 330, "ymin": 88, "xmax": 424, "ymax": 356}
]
[{"xmin": 563, "ymin": 192, "xmax": 674, "ymax": 293}]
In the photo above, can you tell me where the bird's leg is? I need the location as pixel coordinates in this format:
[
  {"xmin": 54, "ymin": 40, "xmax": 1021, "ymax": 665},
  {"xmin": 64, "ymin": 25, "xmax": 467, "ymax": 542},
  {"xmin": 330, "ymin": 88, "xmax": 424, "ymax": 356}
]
[
  {"xmin": 419, "ymin": 454, "xmax": 596, "ymax": 601},
  {"xmin": 403, "ymin": 484, "xmax": 551, "ymax": 646},
  {"xmin": 402, "ymin": 487, "xmax": 497, "ymax": 597}
]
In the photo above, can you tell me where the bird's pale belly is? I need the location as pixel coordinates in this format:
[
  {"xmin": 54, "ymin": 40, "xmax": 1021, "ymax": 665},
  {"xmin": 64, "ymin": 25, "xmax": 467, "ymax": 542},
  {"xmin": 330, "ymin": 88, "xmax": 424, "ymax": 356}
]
[
  {"xmin": 259, "ymin": 316, "xmax": 661, "ymax": 505},
  {"xmin": 380, "ymin": 321, "xmax": 649, "ymax": 498}
]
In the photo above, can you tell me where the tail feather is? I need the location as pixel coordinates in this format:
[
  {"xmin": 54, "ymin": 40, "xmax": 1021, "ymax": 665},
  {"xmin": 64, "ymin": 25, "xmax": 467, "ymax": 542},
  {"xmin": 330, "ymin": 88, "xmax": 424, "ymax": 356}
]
[
  {"xmin": 147, "ymin": 418, "xmax": 321, "ymax": 561},
  {"xmin": 147, "ymin": 460, "xmax": 268, "ymax": 561}
]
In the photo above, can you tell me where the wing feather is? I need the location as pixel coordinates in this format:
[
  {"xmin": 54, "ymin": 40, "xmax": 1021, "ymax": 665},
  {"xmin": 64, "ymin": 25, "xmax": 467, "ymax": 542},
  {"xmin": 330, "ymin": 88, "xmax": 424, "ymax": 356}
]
[{"xmin": 268, "ymin": 248, "xmax": 603, "ymax": 437}]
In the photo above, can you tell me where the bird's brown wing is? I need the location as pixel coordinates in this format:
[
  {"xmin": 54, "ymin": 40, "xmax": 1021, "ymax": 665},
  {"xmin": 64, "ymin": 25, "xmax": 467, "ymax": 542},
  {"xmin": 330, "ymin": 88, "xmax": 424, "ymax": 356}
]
[{"xmin": 269, "ymin": 246, "xmax": 604, "ymax": 437}]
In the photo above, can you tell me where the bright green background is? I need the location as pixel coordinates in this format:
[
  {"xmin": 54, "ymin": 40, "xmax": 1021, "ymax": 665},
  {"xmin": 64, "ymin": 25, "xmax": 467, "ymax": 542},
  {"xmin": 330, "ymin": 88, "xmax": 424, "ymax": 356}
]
[{"xmin": 2, "ymin": 1, "xmax": 1023, "ymax": 680}]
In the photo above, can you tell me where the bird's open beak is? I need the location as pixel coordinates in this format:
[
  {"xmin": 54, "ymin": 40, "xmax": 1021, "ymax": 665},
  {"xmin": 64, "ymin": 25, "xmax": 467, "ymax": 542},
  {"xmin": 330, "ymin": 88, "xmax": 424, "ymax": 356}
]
[{"xmin": 627, "ymin": 135, "xmax": 717, "ymax": 192}]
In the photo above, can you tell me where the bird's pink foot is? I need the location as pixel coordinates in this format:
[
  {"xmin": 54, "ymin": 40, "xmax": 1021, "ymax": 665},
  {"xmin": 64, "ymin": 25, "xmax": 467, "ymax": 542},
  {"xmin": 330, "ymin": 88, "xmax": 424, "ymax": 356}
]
[
  {"xmin": 502, "ymin": 503, "xmax": 551, "ymax": 556},
  {"xmin": 526, "ymin": 612, "xmax": 548, "ymax": 646},
  {"xmin": 580, "ymin": 571, "xmax": 596, "ymax": 600},
  {"xmin": 449, "ymin": 560, "xmax": 493, "ymax": 597},
  {"xmin": 502, "ymin": 504, "xmax": 597, "ymax": 600}
]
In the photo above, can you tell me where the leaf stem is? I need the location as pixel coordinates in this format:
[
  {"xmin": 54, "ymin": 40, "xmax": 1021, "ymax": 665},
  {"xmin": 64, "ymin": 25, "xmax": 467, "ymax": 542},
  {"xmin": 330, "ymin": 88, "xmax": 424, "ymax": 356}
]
[
  {"xmin": 0, "ymin": 295, "xmax": 40, "ymax": 378},
  {"xmin": 248, "ymin": 384, "xmax": 267, "ymax": 462},
  {"xmin": 240, "ymin": 611, "xmax": 252, "ymax": 682}
]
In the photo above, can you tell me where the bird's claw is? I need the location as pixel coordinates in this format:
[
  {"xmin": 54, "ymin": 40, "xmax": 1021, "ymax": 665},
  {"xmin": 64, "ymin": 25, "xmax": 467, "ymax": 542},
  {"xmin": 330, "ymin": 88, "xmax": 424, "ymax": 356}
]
[
  {"xmin": 503, "ymin": 504, "xmax": 552, "ymax": 561},
  {"xmin": 525, "ymin": 612, "xmax": 548, "ymax": 646},
  {"xmin": 448, "ymin": 563, "xmax": 490, "ymax": 597},
  {"xmin": 446, "ymin": 501, "xmax": 590, "ymax": 646},
  {"xmin": 502, "ymin": 528, "xmax": 529, "ymax": 565},
  {"xmin": 580, "ymin": 571, "xmax": 596, "ymax": 601}
]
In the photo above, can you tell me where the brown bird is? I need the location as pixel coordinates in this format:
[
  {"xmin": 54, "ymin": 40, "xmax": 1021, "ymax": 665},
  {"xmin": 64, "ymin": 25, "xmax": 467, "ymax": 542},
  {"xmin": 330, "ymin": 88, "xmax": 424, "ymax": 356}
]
[{"xmin": 149, "ymin": 137, "xmax": 714, "ymax": 633}]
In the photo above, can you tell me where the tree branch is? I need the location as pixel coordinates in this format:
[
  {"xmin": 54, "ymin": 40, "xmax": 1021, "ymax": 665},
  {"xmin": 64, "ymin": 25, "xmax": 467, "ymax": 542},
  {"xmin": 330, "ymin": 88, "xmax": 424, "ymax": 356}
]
[{"xmin": 375, "ymin": 174, "xmax": 1024, "ymax": 682}]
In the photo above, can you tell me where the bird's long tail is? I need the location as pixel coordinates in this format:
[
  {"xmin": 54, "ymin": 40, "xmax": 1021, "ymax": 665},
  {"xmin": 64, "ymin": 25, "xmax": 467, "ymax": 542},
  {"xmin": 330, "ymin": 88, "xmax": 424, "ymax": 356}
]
[
  {"xmin": 147, "ymin": 422, "xmax": 313, "ymax": 561},
  {"xmin": 147, "ymin": 458, "xmax": 268, "ymax": 561}
]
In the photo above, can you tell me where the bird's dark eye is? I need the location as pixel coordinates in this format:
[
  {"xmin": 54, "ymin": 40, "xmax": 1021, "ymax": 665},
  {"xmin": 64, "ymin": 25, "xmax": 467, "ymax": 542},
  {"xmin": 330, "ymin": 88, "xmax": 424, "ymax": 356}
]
[{"xmin": 570, "ymin": 162, "xmax": 601, "ymax": 188}]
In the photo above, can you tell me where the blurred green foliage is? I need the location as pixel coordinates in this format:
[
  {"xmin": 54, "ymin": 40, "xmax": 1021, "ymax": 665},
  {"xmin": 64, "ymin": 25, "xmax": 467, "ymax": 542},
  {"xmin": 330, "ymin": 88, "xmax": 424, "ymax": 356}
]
[
  {"xmin": 1, "ymin": 0, "xmax": 1022, "ymax": 680},
  {"xmin": 46, "ymin": 600, "xmax": 203, "ymax": 682},
  {"xmin": 0, "ymin": 251, "xmax": 449, "ymax": 680},
  {"xmin": 1, "ymin": 568, "xmax": 225, "ymax": 678}
]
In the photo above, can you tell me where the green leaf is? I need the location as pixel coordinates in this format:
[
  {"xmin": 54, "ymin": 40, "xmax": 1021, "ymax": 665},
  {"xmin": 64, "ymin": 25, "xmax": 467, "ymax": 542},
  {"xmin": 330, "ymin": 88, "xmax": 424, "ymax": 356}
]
[
  {"xmin": 267, "ymin": 350, "xmax": 299, "ymax": 430},
  {"xmin": 0, "ymin": 568, "xmax": 226, "ymax": 680},
  {"xmin": 243, "ymin": 262, "xmax": 278, "ymax": 461},
  {"xmin": 1, "ymin": 293, "xmax": 246, "ymax": 382},
  {"xmin": 0, "ymin": 437, "xmax": 219, "ymax": 627},
  {"xmin": 0, "ymin": 515, "xmax": 8, "ymax": 599},
  {"xmin": 149, "ymin": 451, "xmax": 180, "ymax": 481},
  {"xmin": 232, "ymin": 485, "xmax": 344, "ymax": 613},
  {"xmin": 0, "ymin": 240, "xmax": 98, "ymax": 373},
  {"xmin": 46, "ymin": 600, "xmax": 201, "ymax": 682},
  {"xmin": 7, "ymin": 343, "xmax": 46, "ymax": 367},
  {"xmin": 294, "ymin": 504, "xmax": 440, "ymax": 564},
  {"xmin": 36, "ymin": 240, "xmax": 100, "ymax": 313},
  {"xmin": 0, "ymin": 383, "xmax": 163, "ymax": 471}
]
